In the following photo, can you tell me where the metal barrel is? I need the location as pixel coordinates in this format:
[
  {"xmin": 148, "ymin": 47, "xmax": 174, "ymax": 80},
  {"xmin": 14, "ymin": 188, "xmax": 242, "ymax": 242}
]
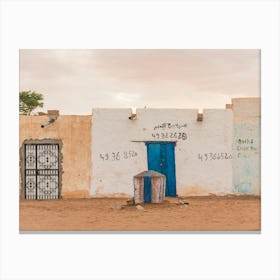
[{"xmin": 133, "ymin": 170, "xmax": 166, "ymax": 203}]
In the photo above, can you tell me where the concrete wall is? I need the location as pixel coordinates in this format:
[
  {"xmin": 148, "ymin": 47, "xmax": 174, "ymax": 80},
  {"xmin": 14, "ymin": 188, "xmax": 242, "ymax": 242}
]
[
  {"xmin": 19, "ymin": 97, "xmax": 261, "ymax": 198},
  {"xmin": 232, "ymin": 98, "xmax": 261, "ymax": 195},
  {"xmin": 91, "ymin": 108, "xmax": 233, "ymax": 197},
  {"xmin": 19, "ymin": 115, "xmax": 92, "ymax": 198},
  {"xmin": 91, "ymin": 109, "xmax": 147, "ymax": 197}
]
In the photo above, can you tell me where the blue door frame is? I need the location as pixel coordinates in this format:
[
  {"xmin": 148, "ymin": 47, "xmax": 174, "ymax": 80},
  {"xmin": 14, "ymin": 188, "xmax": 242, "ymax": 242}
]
[{"xmin": 145, "ymin": 142, "xmax": 176, "ymax": 197}]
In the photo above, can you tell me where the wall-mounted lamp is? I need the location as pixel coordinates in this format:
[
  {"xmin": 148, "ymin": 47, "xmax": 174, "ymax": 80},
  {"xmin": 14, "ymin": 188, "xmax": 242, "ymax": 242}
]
[
  {"xmin": 129, "ymin": 113, "xmax": 137, "ymax": 120},
  {"xmin": 129, "ymin": 108, "xmax": 137, "ymax": 120},
  {"xmin": 41, "ymin": 118, "xmax": 55, "ymax": 128},
  {"xmin": 41, "ymin": 110, "xmax": 59, "ymax": 128},
  {"xmin": 197, "ymin": 113, "xmax": 203, "ymax": 122}
]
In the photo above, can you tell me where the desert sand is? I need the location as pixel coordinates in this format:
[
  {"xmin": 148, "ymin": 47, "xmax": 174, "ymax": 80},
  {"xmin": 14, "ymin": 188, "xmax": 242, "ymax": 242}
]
[{"xmin": 19, "ymin": 196, "xmax": 260, "ymax": 231}]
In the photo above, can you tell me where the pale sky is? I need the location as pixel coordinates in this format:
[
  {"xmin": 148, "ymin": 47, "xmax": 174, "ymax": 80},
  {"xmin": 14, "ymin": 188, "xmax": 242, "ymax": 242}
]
[{"xmin": 20, "ymin": 49, "xmax": 260, "ymax": 115}]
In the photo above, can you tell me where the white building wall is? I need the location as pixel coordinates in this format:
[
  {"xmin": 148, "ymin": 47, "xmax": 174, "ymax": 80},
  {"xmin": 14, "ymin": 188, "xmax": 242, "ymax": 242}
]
[
  {"xmin": 177, "ymin": 109, "xmax": 233, "ymax": 196},
  {"xmin": 91, "ymin": 107, "xmax": 233, "ymax": 197},
  {"xmin": 91, "ymin": 109, "xmax": 147, "ymax": 197}
]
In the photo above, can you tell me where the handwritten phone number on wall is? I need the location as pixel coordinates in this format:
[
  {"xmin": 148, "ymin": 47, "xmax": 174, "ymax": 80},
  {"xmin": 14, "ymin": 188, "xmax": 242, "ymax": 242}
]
[
  {"xmin": 99, "ymin": 150, "xmax": 138, "ymax": 161},
  {"xmin": 198, "ymin": 152, "xmax": 232, "ymax": 162},
  {"xmin": 151, "ymin": 132, "xmax": 187, "ymax": 141}
]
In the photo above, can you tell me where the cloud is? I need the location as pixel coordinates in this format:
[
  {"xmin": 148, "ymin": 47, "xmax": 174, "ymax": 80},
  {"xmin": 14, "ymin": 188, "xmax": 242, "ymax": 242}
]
[
  {"xmin": 19, "ymin": 49, "xmax": 260, "ymax": 114},
  {"xmin": 115, "ymin": 92, "xmax": 141, "ymax": 106}
]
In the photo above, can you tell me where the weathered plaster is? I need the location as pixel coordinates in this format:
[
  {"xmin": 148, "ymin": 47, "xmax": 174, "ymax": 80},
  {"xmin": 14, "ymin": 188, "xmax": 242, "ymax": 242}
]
[
  {"xmin": 232, "ymin": 98, "xmax": 261, "ymax": 195},
  {"xmin": 19, "ymin": 98, "xmax": 261, "ymax": 199},
  {"xmin": 19, "ymin": 115, "xmax": 92, "ymax": 198},
  {"xmin": 91, "ymin": 108, "xmax": 233, "ymax": 197}
]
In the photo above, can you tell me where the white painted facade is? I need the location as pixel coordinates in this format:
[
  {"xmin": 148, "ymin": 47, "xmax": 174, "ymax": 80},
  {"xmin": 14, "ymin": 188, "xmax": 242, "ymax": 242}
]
[
  {"xmin": 19, "ymin": 98, "xmax": 260, "ymax": 199},
  {"xmin": 90, "ymin": 102, "xmax": 248, "ymax": 197}
]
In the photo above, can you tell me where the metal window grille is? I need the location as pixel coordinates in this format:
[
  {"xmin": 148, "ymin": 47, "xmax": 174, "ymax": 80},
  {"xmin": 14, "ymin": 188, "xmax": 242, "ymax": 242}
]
[{"xmin": 24, "ymin": 144, "xmax": 60, "ymax": 200}]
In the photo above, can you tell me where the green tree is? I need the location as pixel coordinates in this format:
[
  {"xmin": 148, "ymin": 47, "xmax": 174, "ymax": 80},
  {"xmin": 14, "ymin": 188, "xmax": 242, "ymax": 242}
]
[{"xmin": 19, "ymin": 91, "xmax": 44, "ymax": 115}]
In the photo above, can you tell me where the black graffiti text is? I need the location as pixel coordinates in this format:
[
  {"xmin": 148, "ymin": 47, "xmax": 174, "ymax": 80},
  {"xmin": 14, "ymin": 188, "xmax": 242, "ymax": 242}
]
[
  {"xmin": 99, "ymin": 150, "xmax": 138, "ymax": 161},
  {"xmin": 198, "ymin": 152, "xmax": 232, "ymax": 162},
  {"xmin": 151, "ymin": 132, "xmax": 187, "ymax": 141},
  {"xmin": 237, "ymin": 138, "xmax": 254, "ymax": 145},
  {"xmin": 153, "ymin": 122, "xmax": 187, "ymax": 130}
]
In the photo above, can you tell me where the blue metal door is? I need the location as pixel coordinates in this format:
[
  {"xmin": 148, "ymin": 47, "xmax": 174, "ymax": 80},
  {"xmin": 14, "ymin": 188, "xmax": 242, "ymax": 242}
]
[{"xmin": 146, "ymin": 142, "xmax": 176, "ymax": 197}]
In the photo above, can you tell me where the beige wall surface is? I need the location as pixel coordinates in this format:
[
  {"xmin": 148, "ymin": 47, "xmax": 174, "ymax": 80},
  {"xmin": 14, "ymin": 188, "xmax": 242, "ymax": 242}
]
[
  {"xmin": 232, "ymin": 98, "xmax": 261, "ymax": 195},
  {"xmin": 19, "ymin": 97, "xmax": 260, "ymax": 199},
  {"xmin": 19, "ymin": 115, "xmax": 92, "ymax": 198}
]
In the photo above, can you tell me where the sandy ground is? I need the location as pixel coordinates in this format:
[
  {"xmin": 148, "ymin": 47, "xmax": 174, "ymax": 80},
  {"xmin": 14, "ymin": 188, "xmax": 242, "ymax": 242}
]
[{"xmin": 19, "ymin": 196, "xmax": 261, "ymax": 231}]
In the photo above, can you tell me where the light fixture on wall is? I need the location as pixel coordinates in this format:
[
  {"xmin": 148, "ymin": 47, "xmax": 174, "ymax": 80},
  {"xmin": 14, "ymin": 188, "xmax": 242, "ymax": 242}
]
[
  {"xmin": 41, "ymin": 110, "xmax": 59, "ymax": 128},
  {"xmin": 197, "ymin": 109, "xmax": 203, "ymax": 122},
  {"xmin": 197, "ymin": 113, "xmax": 203, "ymax": 122},
  {"xmin": 129, "ymin": 107, "xmax": 137, "ymax": 120},
  {"xmin": 129, "ymin": 113, "xmax": 137, "ymax": 120}
]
